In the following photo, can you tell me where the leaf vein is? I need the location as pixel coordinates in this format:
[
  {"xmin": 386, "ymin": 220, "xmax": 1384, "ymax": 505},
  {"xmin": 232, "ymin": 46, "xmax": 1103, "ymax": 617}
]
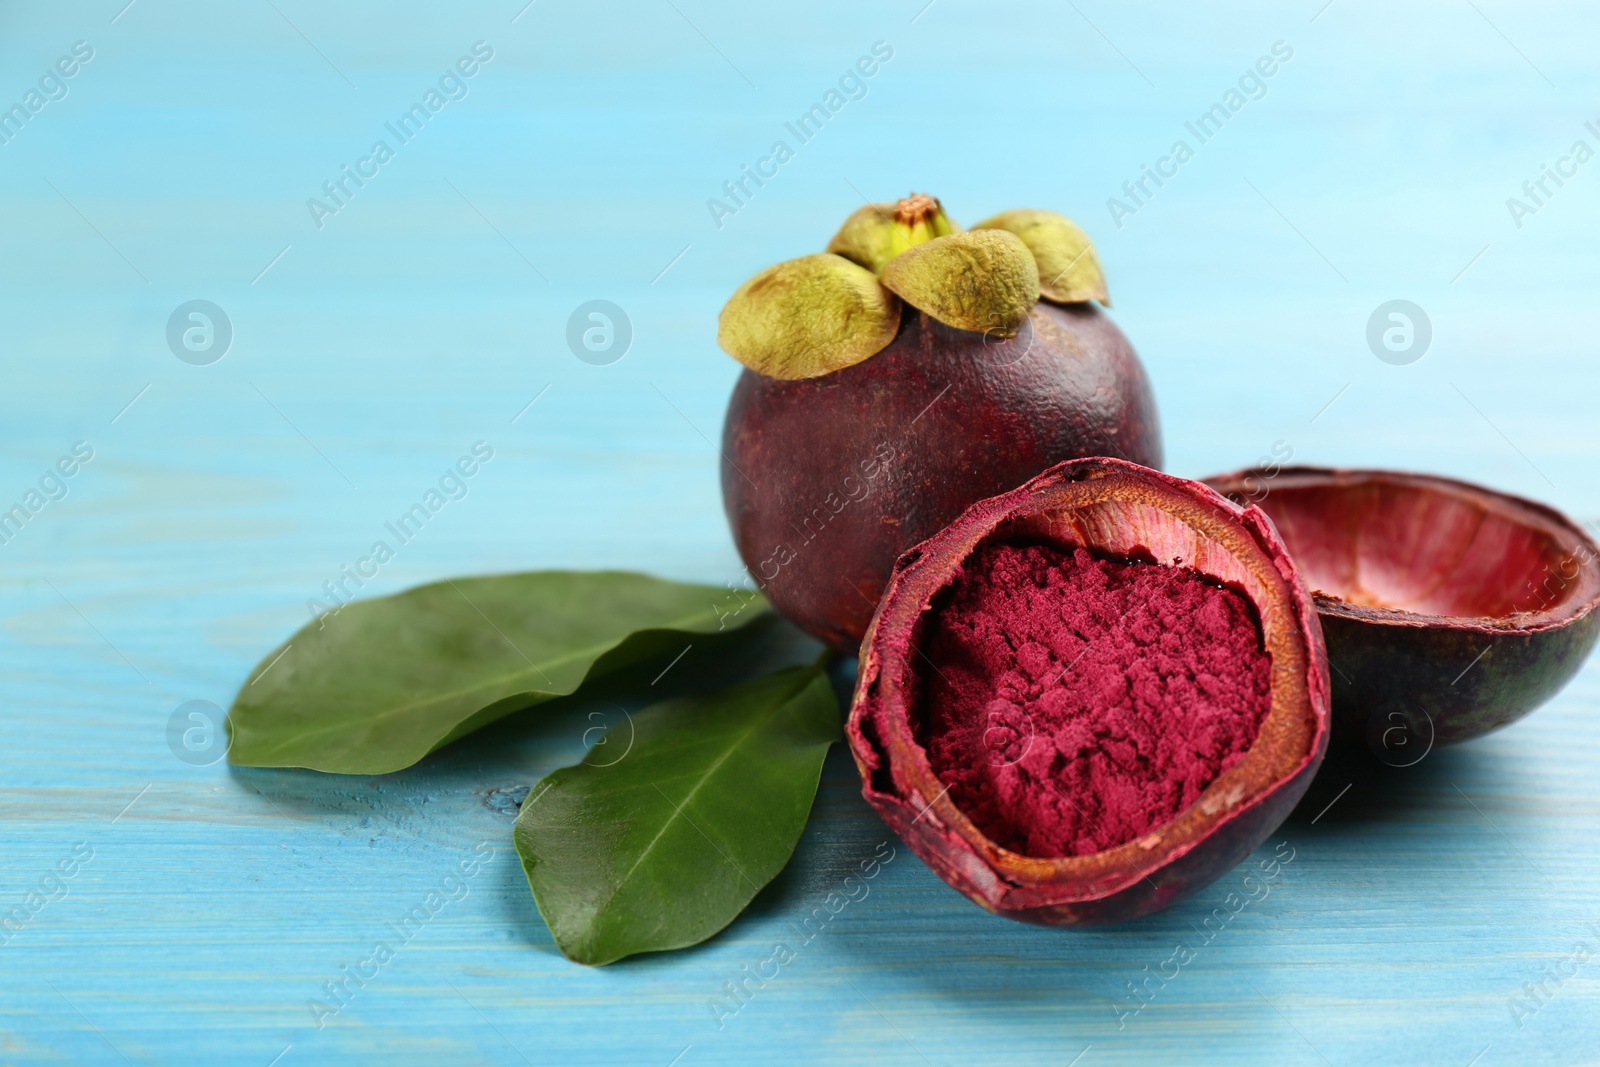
[{"xmin": 240, "ymin": 604, "xmax": 763, "ymax": 758}]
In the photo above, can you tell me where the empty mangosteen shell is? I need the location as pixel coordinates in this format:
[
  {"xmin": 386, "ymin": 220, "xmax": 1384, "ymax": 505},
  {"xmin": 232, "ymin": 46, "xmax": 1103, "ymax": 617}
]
[
  {"xmin": 721, "ymin": 302, "xmax": 1161, "ymax": 654},
  {"xmin": 847, "ymin": 457, "xmax": 1331, "ymax": 926},
  {"xmin": 1207, "ymin": 467, "xmax": 1600, "ymax": 747}
]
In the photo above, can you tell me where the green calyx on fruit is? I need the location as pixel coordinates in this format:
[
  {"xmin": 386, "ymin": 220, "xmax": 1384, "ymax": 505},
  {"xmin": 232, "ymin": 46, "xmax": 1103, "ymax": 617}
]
[
  {"xmin": 716, "ymin": 253, "xmax": 902, "ymax": 380},
  {"xmin": 879, "ymin": 229, "xmax": 1039, "ymax": 337},
  {"xmin": 715, "ymin": 193, "xmax": 1110, "ymax": 380},
  {"xmin": 974, "ymin": 209, "xmax": 1110, "ymax": 306},
  {"xmin": 826, "ymin": 193, "xmax": 960, "ymax": 273}
]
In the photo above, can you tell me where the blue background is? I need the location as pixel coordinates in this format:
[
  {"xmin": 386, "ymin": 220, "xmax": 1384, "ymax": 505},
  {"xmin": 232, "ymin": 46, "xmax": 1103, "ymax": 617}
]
[{"xmin": 2, "ymin": 0, "xmax": 1598, "ymax": 1063}]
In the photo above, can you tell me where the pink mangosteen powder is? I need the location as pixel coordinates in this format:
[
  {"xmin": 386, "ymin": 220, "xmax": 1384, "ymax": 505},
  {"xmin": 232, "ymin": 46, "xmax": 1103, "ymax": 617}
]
[{"xmin": 922, "ymin": 542, "xmax": 1273, "ymax": 859}]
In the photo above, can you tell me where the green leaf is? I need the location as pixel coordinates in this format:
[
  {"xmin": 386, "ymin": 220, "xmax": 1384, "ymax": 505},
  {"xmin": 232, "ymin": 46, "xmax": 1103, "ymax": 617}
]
[
  {"xmin": 515, "ymin": 665, "xmax": 840, "ymax": 965},
  {"xmin": 227, "ymin": 571, "xmax": 770, "ymax": 775}
]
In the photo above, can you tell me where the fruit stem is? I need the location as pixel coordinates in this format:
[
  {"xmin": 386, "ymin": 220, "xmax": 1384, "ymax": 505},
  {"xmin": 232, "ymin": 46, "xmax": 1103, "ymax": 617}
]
[{"xmin": 894, "ymin": 193, "xmax": 942, "ymax": 227}]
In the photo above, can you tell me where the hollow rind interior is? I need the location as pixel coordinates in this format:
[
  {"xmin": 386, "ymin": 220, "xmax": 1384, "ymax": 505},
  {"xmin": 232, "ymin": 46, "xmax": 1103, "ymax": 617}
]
[
  {"xmin": 850, "ymin": 461, "xmax": 1328, "ymax": 907},
  {"xmin": 1238, "ymin": 472, "xmax": 1598, "ymax": 620},
  {"xmin": 1201, "ymin": 467, "xmax": 1600, "ymax": 748}
]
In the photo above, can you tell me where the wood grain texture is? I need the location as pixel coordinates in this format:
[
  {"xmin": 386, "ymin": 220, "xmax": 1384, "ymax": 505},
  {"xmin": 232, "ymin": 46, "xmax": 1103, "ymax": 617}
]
[{"xmin": 3, "ymin": 0, "xmax": 1599, "ymax": 1063}]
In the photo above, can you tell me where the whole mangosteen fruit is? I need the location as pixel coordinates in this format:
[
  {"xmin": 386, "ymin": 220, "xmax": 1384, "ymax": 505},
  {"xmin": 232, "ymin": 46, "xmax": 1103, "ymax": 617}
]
[
  {"xmin": 849, "ymin": 458, "xmax": 1330, "ymax": 924},
  {"xmin": 1207, "ymin": 467, "xmax": 1600, "ymax": 754},
  {"xmin": 717, "ymin": 195, "xmax": 1162, "ymax": 652}
]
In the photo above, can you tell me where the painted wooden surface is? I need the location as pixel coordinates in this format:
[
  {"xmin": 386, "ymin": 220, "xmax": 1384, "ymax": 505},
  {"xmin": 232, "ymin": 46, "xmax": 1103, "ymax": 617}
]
[{"xmin": 3, "ymin": 0, "xmax": 1599, "ymax": 1063}]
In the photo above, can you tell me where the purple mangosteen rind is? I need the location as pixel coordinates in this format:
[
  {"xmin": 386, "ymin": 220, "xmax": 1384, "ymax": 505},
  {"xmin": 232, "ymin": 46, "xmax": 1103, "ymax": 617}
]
[
  {"xmin": 1206, "ymin": 466, "xmax": 1600, "ymax": 747},
  {"xmin": 723, "ymin": 302, "xmax": 1161, "ymax": 654},
  {"xmin": 847, "ymin": 457, "xmax": 1331, "ymax": 926}
]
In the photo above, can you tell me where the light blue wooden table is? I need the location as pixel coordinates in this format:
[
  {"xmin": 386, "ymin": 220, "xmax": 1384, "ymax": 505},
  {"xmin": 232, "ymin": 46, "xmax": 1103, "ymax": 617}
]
[{"xmin": 4, "ymin": 1, "xmax": 1599, "ymax": 1063}]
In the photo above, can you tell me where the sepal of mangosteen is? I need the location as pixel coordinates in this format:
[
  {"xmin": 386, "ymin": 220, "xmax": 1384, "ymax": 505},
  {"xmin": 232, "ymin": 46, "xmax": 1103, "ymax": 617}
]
[
  {"xmin": 827, "ymin": 193, "xmax": 960, "ymax": 273},
  {"xmin": 879, "ymin": 230, "xmax": 1040, "ymax": 337},
  {"xmin": 974, "ymin": 208, "xmax": 1110, "ymax": 306},
  {"xmin": 846, "ymin": 458, "xmax": 1330, "ymax": 925},
  {"xmin": 716, "ymin": 253, "xmax": 902, "ymax": 380}
]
